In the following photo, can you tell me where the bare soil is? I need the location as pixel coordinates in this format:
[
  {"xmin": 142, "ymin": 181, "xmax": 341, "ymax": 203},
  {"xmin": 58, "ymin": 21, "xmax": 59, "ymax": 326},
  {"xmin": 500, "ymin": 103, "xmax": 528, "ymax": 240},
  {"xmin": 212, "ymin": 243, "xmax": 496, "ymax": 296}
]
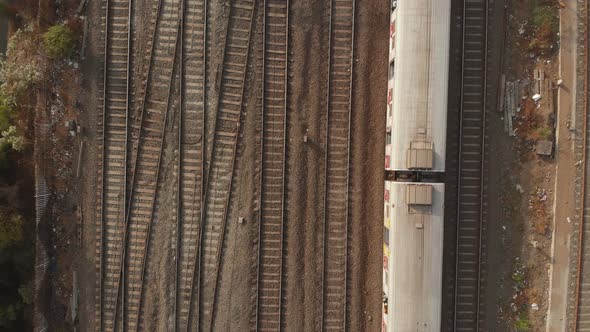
[
  {"xmin": 347, "ymin": 0, "xmax": 388, "ymax": 330},
  {"xmin": 28, "ymin": 1, "xmax": 97, "ymax": 330},
  {"xmin": 74, "ymin": 0, "xmax": 387, "ymax": 330},
  {"xmin": 484, "ymin": 0, "xmax": 561, "ymax": 330},
  {"xmin": 283, "ymin": 0, "xmax": 330, "ymax": 329}
]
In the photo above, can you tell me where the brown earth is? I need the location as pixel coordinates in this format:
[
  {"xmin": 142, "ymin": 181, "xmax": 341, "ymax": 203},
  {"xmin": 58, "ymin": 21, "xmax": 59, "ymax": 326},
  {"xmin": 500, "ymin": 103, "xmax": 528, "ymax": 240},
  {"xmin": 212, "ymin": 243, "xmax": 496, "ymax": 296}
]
[
  {"xmin": 347, "ymin": 0, "xmax": 387, "ymax": 330},
  {"xmin": 484, "ymin": 0, "xmax": 561, "ymax": 330},
  {"xmin": 73, "ymin": 0, "xmax": 386, "ymax": 330},
  {"xmin": 283, "ymin": 0, "xmax": 330, "ymax": 329}
]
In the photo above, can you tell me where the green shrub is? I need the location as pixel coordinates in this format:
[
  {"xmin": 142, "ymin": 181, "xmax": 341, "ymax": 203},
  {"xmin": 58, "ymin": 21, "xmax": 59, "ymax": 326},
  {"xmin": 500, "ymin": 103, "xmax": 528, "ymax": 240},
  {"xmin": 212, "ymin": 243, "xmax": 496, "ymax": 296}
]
[
  {"xmin": 532, "ymin": 6, "xmax": 558, "ymax": 33},
  {"xmin": 515, "ymin": 313, "xmax": 530, "ymax": 331},
  {"xmin": 0, "ymin": 105, "xmax": 13, "ymax": 131},
  {"xmin": 535, "ymin": 126, "xmax": 553, "ymax": 140},
  {"xmin": 43, "ymin": 24, "xmax": 75, "ymax": 58},
  {"xmin": 511, "ymin": 262, "xmax": 527, "ymax": 289},
  {"xmin": 0, "ymin": 26, "xmax": 41, "ymax": 101},
  {"xmin": 0, "ymin": 212, "xmax": 23, "ymax": 250},
  {"xmin": 0, "ymin": 304, "xmax": 19, "ymax": 324},
  {"xmin": 18, "ymin": 281, "xmax": 33, "ymax": 305},
  {"xmin": 0, "ymin": 2, "xmax": 7, "ymax": 16},
  {"xmin": 0, "ymin": 126, "xmax": 24, "ymax": 151},
  {"xmin": 529, "ymin": 5, "xmax": 559, "ymax": 54}
]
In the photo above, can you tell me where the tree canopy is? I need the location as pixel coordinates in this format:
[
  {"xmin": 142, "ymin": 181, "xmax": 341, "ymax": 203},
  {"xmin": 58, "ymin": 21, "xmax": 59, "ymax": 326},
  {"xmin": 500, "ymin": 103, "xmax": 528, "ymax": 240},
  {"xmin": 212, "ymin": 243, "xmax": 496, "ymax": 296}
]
[{"xmin": 43, "ymin": 24, "xmax": 75, "ymax": 59}]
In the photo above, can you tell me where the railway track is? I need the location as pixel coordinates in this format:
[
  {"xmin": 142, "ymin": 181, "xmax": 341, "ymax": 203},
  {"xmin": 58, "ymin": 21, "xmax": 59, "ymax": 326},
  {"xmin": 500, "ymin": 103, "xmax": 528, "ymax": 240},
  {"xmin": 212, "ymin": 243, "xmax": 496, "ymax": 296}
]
[
  {"xmin": 95, "ymin": 0, "xmax": 132, "ymax": 330},
  {"xmin": 453, "ymin": 0, "xmax": 489, "ymax": 331},
  {"xmin": 254, "ymin": 0, "xmax": 289, "ymax": 330},
  {"xmin": 320, "ymin": 0, "xmax": 355, "ymax": 330},
  {"xmin": 575, "ymin": 1, "xmax": 590, "ymax": 330},
  {"xmin": 110, "ymin": 0, "xmax": 182, "ymax": 329},
  {"xmin": 197, "ymin": 0, "xmax": 255, "ymax": 330},
  {"xmin": 174, "ymin": 0, "xmax": 207, "ymax": 330}
]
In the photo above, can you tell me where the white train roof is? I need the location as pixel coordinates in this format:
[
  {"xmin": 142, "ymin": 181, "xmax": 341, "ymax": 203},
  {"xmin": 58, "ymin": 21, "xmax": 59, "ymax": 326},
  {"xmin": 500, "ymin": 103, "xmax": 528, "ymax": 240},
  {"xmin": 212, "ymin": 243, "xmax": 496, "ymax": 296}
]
[
  {"xmin": 384, "ymin": 181, "xmax": 444, "ymax": 331},
  {"xmin": 386, "ymin": 0, "xmax": 451, "ymax": 172}
]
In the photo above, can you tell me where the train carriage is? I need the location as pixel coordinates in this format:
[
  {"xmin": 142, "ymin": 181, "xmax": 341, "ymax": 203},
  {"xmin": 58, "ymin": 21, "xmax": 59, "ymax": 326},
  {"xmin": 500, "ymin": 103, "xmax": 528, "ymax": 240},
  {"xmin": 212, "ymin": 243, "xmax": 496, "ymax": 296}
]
[{"xmin": 383, "ymin": 0, "xmax": 451, "ymax": 331}]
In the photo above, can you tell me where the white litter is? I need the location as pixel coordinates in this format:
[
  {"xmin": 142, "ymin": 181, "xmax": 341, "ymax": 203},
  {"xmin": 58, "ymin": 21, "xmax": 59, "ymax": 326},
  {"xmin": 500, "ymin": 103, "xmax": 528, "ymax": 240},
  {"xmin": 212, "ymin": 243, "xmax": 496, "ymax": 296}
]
[{"xmin": 532, "ymin": 94, "xmax": 542, "ymax": 102}]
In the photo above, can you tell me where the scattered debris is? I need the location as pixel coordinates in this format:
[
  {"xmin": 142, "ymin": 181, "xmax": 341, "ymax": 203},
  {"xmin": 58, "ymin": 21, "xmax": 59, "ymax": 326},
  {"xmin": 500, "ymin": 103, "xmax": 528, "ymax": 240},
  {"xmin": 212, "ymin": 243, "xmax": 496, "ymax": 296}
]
[
  {"xmin": 76, "ymin": 0, "xmax": 88, "ymax": 14},
  {"xmin": 532, "ymin": 94, "xmax": 541, "ymax": 102},
  {"xmin": 537, "ymin": 188, "xmax": 547, "ymax": 201},
  {"xmin": 535, "ymin": 140, "xmax": 553, "ymax": 156},
  {"xmin": 503, "ymin": 80, "xmax": 518, "ymax": 136}
]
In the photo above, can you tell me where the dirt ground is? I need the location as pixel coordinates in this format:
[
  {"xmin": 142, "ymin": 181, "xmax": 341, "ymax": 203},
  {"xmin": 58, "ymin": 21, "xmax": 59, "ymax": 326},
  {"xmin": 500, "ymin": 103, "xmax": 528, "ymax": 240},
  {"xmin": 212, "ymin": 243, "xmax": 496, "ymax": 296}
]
[
  {"xmin": 484, "ymin": 0, "xmax": 563, "ymax": 330},
  {"xmin": 282, "ymin": 0, "xmax": 330, "ymax": 330},
  {"xmin": 347, "ymin": 1, "xmax": 387, "ymax": 330},
  {"xmin": 72, "ymin": 0, "xmax": 387, "ymax": 331},
  {"xmin": 24, "ymin": 0, "xmax": 99, "ymax": 331},
  {"xmin": 46, "ymin": 0, "xmax": 568, "ymax": 331}
]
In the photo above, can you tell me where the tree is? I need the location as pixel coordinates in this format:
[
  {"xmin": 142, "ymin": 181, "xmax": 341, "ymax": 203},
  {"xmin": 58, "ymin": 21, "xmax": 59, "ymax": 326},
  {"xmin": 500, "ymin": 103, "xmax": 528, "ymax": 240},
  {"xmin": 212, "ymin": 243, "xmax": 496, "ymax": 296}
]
[
  {"xmin": 1, "ymin": 25, "xmax": 41, "ymax": 100},
  {"xmin": 0, "ymin": 304, "xmax": 18, "ymax": 326},
  {"xmin": 0, "ymin": 126, "xmax": 24, "ymax": 151},
  {"xmin": 43, "ymin": 24, "xmax": 74, "ymax": 59},
  {"xmin": 18, "ymin": 281, "xmax": 32, "ymax": 305},
  {"xmin": 0, "ymin": 212, "xmax": 23, "ymax": 250}
]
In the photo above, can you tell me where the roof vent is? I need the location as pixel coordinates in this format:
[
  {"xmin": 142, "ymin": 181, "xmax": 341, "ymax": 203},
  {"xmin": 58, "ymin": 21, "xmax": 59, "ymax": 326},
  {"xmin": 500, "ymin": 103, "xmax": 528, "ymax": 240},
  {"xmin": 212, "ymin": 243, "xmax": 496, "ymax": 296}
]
[
  {"xmin": 406, "ymin": 184, "xmax": 433, "ymax": 215},
  {"xmin": 406, "ymin": 184, "xmax": 432, "ymax": 205},
  {"xmin": 406, "ymin": 141, "xmax": 433, "ymax": 169}
]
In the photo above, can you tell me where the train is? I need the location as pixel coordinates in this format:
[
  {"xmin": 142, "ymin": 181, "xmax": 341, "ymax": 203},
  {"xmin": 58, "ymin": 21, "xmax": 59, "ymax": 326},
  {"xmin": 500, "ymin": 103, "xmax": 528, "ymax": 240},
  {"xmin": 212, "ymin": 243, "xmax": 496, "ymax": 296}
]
[{"xmin": 383, "ymin": 0, "xmax": 451, "ymax": 331}]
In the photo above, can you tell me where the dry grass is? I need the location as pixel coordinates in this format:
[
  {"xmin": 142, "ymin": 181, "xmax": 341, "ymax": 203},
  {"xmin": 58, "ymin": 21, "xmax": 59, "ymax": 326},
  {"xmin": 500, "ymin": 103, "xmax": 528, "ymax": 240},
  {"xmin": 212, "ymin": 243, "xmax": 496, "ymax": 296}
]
[{"xmin": 529, "ymin": 2, "xmax": 559, "ymax": 55}]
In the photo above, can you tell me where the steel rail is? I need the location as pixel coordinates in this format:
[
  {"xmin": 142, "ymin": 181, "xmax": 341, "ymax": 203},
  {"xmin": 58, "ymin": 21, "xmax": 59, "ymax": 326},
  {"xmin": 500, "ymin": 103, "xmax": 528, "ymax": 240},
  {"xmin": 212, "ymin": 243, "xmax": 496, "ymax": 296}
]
[
  {"xmin": 319, "ymin": 0, "xmax": 333, "ymax": 328},
  {"xmin": 191, "ymin": 0, "xmax": 234, "ymax": 328},
  {"xmin": 132, "ymin": 17, "xmax": 182, "ymax": 329},
  {"xmin": 182, "ymin": 0, "xmax": 208, "ymax": 328},
  {"xmin": 453, "ymin": 0, "xmax": 488, "ymax": 330},
  {"xmin": 478, "ymin": 1, "xmax": 489, "ymax": 329},
  {"xmin": 574, "ymin": 0, "xmax": 589, "ymax": 330},
  {"xmin": 96, "ymin": 0, "xmax": 110, "ymax": 328},
  {"xmin": 174, "ymin": 0, "xmax": 185, "ymax": 328},
  {"xmin": 176, "ymin": 0, "xmax": 207, "ymax": 330},
  {"xmin": 190, "ymin": 1, "xmax": 217, "ymax": 328},
  {"xmin": 112, "ymin": 0, "xmax": 182, "ymax": 329},
  {"xmin": 254, "ymin": 0, "xmax": 289, "ymax": 330},
  {"xmin": 343, "ymin": 1, "xmax": 355, "ymax": 328},
  {"xmin": 111, "ymin": 0, "xmax": 163, "ymax": 326},
  {"xmin": 96, "ymin": 0, "xmax": 132, "ymax": 329},
  {"xmin": 111, "ymin": 0, "xmax": 164, "ymax": 326},
  {"xmin": 453, "ymin": 0, "xmax": 467, "ymax": 326},
  {"xmin": 206, "ymin": 2, "xmax": 256, "ymax": 327},
  {"xmin": 320, "ymin": 0, "xmax": 355, "ymax": 330},
  {"xmin": 173, "ymin": 0, "xmax": 185, "ymax": 329},
  {"xmin": 255, "ymin": 0, "xmax": 268, "ymax": 329},
  {"xmin": 196, "ymin": 0, "xmax": 256, "ymax": 330},
  {"xmin": 475, "ymin": 0, "xmax": 489, "ymax": 328}
]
